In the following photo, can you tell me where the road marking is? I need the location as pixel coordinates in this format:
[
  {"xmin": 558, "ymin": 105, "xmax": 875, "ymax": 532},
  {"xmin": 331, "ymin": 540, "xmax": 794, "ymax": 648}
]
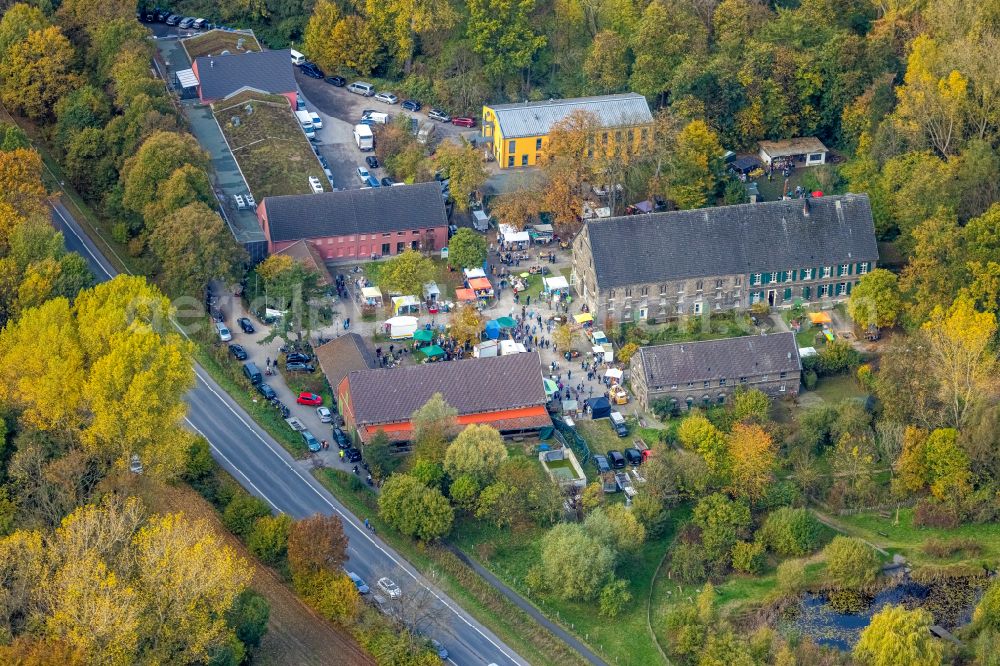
[
  {"xmin": 191, "ymin": 367, "xmax": 523, "ymax": 666},
  {"xmin": 50, "ymin": 203, "xmax": 118, "ymax": 279}
]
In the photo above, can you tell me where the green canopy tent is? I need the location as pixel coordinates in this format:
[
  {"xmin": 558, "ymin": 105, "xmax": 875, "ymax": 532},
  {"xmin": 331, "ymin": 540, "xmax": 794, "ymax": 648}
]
[
  {"xmin": 495, "ymin": 316, "xmax": 516, "ymax": 329},
  {"xmin": 421, "ymin": 344, "xmax": 445, "ymax": 360},
  {"xmin": 543, "ymin": 378, "xmax": 559, "ymax": 396},
  {"xmin": 412, "ymin": 329, "xmax": 434, "ymax": 344}
]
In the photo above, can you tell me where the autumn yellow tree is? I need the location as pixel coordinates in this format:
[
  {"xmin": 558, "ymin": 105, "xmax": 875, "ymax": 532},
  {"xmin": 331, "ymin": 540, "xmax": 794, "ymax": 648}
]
[
  {"xmin": 450, "ymin": 304, "xmax": 484, "ymax": 349},
  {"xmin": 669, "ymin": 120, "xmax": 723, "ymax": 209},
  {"xmin": 0, "ymin": 148, "xmax": 47, "ymax": 218},
  {"xmin": 435, "ymin": 138, "xmax": 487, "ymax": 212},
  {"xmin": 304, "ymin": 1, "xmax": 383, "ymax": 76},
  {"xmin": 921, "ymin": 294, "xmax": 997, "ymax": 429},
  {"xmin": 0, "ymin": 26, "xmax": 80, "ymax": 120},
  {"xmin": 726, "ymin": 423, "xmax": 776, "ymax": 501},
  {"xmin": 491, "ymin": 188, "xmax": 541, "ymax": 230}
]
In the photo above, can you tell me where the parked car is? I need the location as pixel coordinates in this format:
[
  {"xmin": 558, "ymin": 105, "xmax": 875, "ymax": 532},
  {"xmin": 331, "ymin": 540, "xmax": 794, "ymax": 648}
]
[
  {"xmin": 317, "ymin": 406, "xmax": 333, "ymax": 423},
  {"xmin": 301, "ymin": 430, "xmax": 321, "ymax": 453},
  {"xmin": 296, "ymin": 93, "xmax": 306, "ymax": 110},
  {"xmin": 374, "ymin": 92, "xmax": 398, "ymax": 104},
  {"xmin": 318, "ymin": 155, "xmax": 331, "ymax": 169},
  {"xmin": 429, "ymin": 639, "xmax": 449, "ymax": 661},
  {"xmin": 164, "ymin": 14, "xmax": 181, "ymax": 25},
  {"xmin": 356, "ymin": 166, "xmax": 371, "ymax": 182},
  {"xmin": 380, "ymin": 177, "xmax": 396, "ymax": 187},
  {"xmin": 593, "ymin": 454, "xmax": 611, "ymax": 474},
  {"xmin": 256, "ymin": 383, "xmax": 277, "ymax": 400},
  {"xmin": 332, "ymin": 426, "xmax": 350, "ymax": 448},
  {"xmin": 286, "ymin": 362, "xmax": 315, "ymax": 372},
  {"xmin": 428, "ymin": 108, "xmax": 451, "ymax": 122},
  {"xmin": 178, "ymin": 16, "xmax": 195, "ymax": 28},
  {"xmin": 155, "ymin": 9, "xmax": 170, "ymax": 21},
  {"xmin": 325, "ymin": 75, "xmax": 346, "ymax": 87},
  {"xmin": 192, "ymin": 18, "xmax": 207, "ymax": 29},
  {"xmin": 285, "ymin": 352, "xmax": 312, "ymax": 363},
  {"xmin": 297, "ymin": 392, "xmax": 322, "ymax": 406},
  {"xmin": 401, "ymin": 99, "xmax": 421, "ymax": 111},
  {"xmin": 608, "ymin": 450, "xmax": 626, "ymax": 469},
  {"xmin": 364, "ymin": 175, "xmax": 381, "ymax": 188},
  {"xmin": 228, "ymin": 343, "xmax": 248, "ymax": 360},
  {"xmin": 347, "ymin": 571, "xmax": 370, "ymax": 594},
  {"xmin": 624, "ymin": 448, "xmax": 643, "ymax": 466},
  {"xmin": 451, "ymin": 116, "xmax": 475, "ymax": 128},
  {"xmin": 365, "ymin": 155, "xmax": 380, "ymax": 169},
  {"xmin": 309, "ymin": 111, "xmax": 323, "ymax": 129},
  {"xmin": 377, "ymin": 577, "xmax": 401, "ymax": 599},
  {"xmin": 609, "ymin": 410, "xmax": 629, "ymax": 437},
  {"xmin": 215, "ymin": 321, "xmax": 232, "ymax": 342},
  {"xmin": 237, "ymin": 317, "xmax": 255, "ymax": 334},
  {"xmin": 300, "ymin": 62, "xmax": 324, "ymax": 79},
  {"xmin": 345, "ymin": 447, "xmax": 362, "ymax": 462}
]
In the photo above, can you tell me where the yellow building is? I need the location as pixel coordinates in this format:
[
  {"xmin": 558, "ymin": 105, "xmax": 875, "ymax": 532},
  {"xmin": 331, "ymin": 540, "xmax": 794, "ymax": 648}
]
[{"xmin": 481, "ymin": 93, "xmax": 654, "ymax": 169}]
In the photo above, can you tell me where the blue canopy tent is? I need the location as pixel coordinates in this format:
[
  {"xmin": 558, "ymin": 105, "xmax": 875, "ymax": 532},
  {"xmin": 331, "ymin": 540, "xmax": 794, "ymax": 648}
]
[
  {"xmin": 485, "ymin": 320, "xmax": 501, "ymax": 340},
  {"xmin": 586, "ymin": 397, "xmax": 611, "ymax": 419}
]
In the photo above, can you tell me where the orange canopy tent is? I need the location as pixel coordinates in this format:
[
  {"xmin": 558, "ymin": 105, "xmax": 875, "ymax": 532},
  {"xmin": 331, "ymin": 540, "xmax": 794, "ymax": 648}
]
[
  {"xmin": 468, "ymin": 277, "xmax": 493, "ymax": 291},
  {"xmin": 455, "ymin": 288, "xmax": 477, "ymax": 302},
  {"xmin": 809, "ymin": 312, "xmax": 832, "ymax": 325}
]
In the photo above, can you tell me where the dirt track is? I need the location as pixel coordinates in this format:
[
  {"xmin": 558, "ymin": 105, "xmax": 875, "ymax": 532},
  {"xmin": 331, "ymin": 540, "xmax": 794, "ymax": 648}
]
[{"xmin": 142, "ymin": 480, "xmax": 374, "ymax": 666}]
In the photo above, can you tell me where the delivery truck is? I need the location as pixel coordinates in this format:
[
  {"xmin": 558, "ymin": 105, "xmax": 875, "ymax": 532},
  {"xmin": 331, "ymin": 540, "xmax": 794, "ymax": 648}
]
[
  {"xmin": 354, "ymin": 124, "xmax": 374, "ymax": 151},
  {"xmin": 295, "ymin": 110, "xmax": 315, "ymax": 139}
]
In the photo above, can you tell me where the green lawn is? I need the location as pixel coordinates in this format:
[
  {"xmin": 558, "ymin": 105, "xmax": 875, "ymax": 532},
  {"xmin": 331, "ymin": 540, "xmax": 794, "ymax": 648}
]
[
  {"xmin": 450, "ymin": 516, "xmax": 680, "ymax": 666},
  {"xmin": 809, "ymin": 374, "xmax": 868, "ymax": 403},
  {"xmin": 575, "ymin": 419, "xmax": 629, "ymax": 456},
  {"xmin": 837, "ymin": 509, "xmax": 1000, "ymax": 567},
  {"xmin": 214, "ymin": 90, "xmax": 325, "ymax": 199}
]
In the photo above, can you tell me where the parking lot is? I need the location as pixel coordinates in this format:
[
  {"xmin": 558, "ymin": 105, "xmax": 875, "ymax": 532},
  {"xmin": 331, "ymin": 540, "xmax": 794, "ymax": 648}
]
[{"xmin": 294, "ymin": 70, "xmax": 480, "ymax": 191}]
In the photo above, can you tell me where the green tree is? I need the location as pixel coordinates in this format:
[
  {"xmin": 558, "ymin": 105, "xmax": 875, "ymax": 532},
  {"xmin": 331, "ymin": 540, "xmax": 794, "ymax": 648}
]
[
  {"xmin": 0, "ymin": 4, "xmax": 48, "ymax": 62},
  {"xmin": 776, "ymin": 558, "xmax": 807, "ymax": 596},
  {"xmin": 678, "ymin": 412, "xmax": 728, "ymax": 478},
  {"xmin": 64, "ymin": 128, "xmax": 116, "ymax": 200},
  {"xmin": 974, "ymin": 577, "xmax": 1000, "ymax": 631},
  {"xmin": 0, "ymin": 26, "xmax": 80, "ymax": 120},
  {"xmin": 228, "ymin": 590, "xmax": 270, "ymax": 651},
  {"xmin": 223, "ymin": 495, "xmax": 271, "ymax": 539},
  {"xmin": 363, "ymin": 429, "xmax": 401, "ymax": 482},
  {"xmin": 823, "ymin": 536, "xmax": 880, "ymax": 590},
  {"xmin": 854, "ymin": 605, "xmax": 943, "ymax": 666},
  {"xmin": 475, "ymin": 481, "xmax": 521, "ymax": 528},
  {"xmin": 247, "ymin": 513, "xmax": 292, "ymax": 567},
  {"xmin": 121, "ymin": 131, "xmax": 209, "ymax": 222},
  {"xmin": 443, "ymin": 424, "xmax": 508, "ymax": 483},
  {"xmin": 629, "ymin": 0, "xmax": 707, "ymax": 103},
  {"xmin": 467, "ymin": 0, "xmax": 547, "ymax": 84},
  {"xmin": 583, "ymin": 505, "xmax": 646, "ymax": 556},
  {"xmin": 732, "ymin": 387, "xmax": 771, "ymax": 423},
  {"xmin": 150, "ymin": 203, "xmax": 246, "ymax": 298},
  {"xmin": 447, "ymin": 228, "xmax": 488, "ymax": 269},
  {"xmin": 584, "ymin": 30, "xmax": 629, "ymax": 94},
  {"xmin": 757, "ymin": 507, "xmax": 822, "ymax": 556},
  {"xmin": 435, "ymin": 139, "xmax": 487, "ymax": 212},
  {"xmin": 692, "ymin": 493, "xmax": 751, "ymax": 564},
  {"xmin": 538, "ymin": 523, "xmax": 614, "ymax": 600},
  {"xmin": 731, "ymin": 540, "xmax": 765, "ymax": 574},
  {"xmin": 848, "ymin": 268, "xmax": 903, "ymax": 330},
  {"xmin": 376, "ymin": 249, "xmax": 436, "ymax": 298},
  {"xmin": 0, "ymin": 122, "xmax": 28, "ymax": 152},
  {"xmin": 378, "ymin": 474, "xmax": 454, "ymax": 541},
  {"xmin": 599, "ymin": 578, "xmax": 632, "ymax": 618},
  {"xmin": 141, "ymin": 163, "xmax": 215, "ymax": 226},
  {"xmin": 922, "ymin": 427, "xmax": 972, "ymax": 501},
  {"xmin": 410, "ymin": 392, "xmax": 458, "ymax": 463},
  {"xmin": 411, "ymin": 459, "xmax": 445, "ymax": 490},
  {"xmin": 448, "ymin": 474, "xmax": 480, "ymax": 512}
]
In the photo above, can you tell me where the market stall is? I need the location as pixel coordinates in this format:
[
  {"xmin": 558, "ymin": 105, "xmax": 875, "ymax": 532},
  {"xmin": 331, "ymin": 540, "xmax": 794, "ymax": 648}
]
[
  {"xmin": 543, "ymin": 275, "xmax": 569, "ymax": 293},
  {"xmin": 361, "ymin": 286, "xmax": 383, "ymax": 307},
  {"xmin": 468, "ymin": 276, "xmax": 494, "ymax": 299},
  {"xmin": 423, "ymin": 282, "xmax": 441, "ymax": 303},
  {"xmin": 391, "ymin": 295, "xmax": 420, "ymax": 316},
  {"xmin": 412, "ymin": 328, "xmax": 434, "ymax": 345},
  {"xmin": 384, "ymin": 316, "xmax": 418, "ymax": 339},
  {"xmin": 421, "ymin": 344, "xmax": 445, "ymax": 362},
  {"xmin": 499, "ymin": 224, "xmax": 531, "ymax": 247},
  {"xmin": 455, "ymin": 288, "xmax": 477, "ymax": 303}
]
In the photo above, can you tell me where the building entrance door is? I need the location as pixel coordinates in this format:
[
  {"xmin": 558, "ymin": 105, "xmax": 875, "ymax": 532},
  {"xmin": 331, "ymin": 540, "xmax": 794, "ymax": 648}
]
[{"xmin": 767, "ymin": 289, "xmax": 776, "ymax": 306}]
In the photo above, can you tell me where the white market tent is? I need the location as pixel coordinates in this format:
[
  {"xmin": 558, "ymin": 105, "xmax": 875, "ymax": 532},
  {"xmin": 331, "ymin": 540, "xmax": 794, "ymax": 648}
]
[
  {"xmin": 423, "ymin": 282, "xmax": 441, "ymax": 300},
  {"xmin": 543, "ymin": 275, "xmax": 569, "ymax": 291},
  {"xmin": 499, "ymin": 224, "xmax": 530, "ymax": 244},
  {"xmin": 499, "ymin": 340, "xmax": 527, "ymax": 355},
  {"xmin": 464, "ymin": 267, "xmax": 487, "ymax": 279},
  {"xmin": 392, "ymin": 295, "xmax": 420, "ymax": 315},
  {"xmin": 361, "ymin": 286, "xmax": 383, "ymax": 301},
  {"xmin": 605, "ymin": 368, "xmax": 623, "ymax": 380}
]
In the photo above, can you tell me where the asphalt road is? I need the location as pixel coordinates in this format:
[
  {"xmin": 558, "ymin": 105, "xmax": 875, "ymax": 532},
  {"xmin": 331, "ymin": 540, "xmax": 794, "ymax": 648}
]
[{"xmin": 50, "ymin": 199, "xmax": 526, "ymax": 666}]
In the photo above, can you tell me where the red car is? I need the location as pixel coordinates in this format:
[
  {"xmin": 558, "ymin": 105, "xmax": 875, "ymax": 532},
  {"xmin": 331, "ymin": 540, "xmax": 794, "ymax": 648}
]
[
  {"xmin": 451, "ymin": 117, "xmax": 475, "ymax": 128},
  {"xmin": 297, "ymin": 392, "xmax": 323, "ymax": 406}
]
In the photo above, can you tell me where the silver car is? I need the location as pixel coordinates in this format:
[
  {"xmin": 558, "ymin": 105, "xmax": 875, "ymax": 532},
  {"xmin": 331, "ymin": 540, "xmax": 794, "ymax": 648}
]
[
  {"xmin": 377, "ymin": 576, "xmax": 401, "ymax": 599},
  {"xmin": 215, "ymin": 321, "xmax": 232, "ymax": 342},
  {"xmin": 374, "ymin": 92, "xmax": 398, "ymax": 104}
]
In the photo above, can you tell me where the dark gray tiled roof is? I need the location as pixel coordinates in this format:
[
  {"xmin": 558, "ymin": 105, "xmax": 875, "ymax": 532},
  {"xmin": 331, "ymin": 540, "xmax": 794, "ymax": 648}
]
[
  {"xmin": 584, "ymin": 194, "xmax": 877, "ymax": 289},
  {"xmin": 635, "ymin": 332, "xmax": 801, "ymax": 389},
  {"xmin": 262, "ymin": 182, "xmax": 448, "ymax": 242},
  {"xmin": 195, "ymin": 49, "xmax": 295, "ymax": 100},
  {"xmin": 315, "ymin": 333, "xmax": 377, "ymax": 391},
  {"xmin": 347, "ymin": 352, "xmax": 547, "ymax": 425}
]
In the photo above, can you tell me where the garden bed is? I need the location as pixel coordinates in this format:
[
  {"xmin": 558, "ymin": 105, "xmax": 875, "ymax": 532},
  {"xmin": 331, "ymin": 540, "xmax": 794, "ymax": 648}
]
[{"xmin": 181, "ymin": 29, "xmax": 261, "ymax": 60}]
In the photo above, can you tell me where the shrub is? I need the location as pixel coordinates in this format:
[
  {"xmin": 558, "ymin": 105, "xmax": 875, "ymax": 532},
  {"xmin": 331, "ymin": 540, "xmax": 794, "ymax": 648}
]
[
  {"xmin": 776, "ymin": 559, "xmax": 808, "ymax": 596},
  {"xmin": 823, "ymin": 536, "xmax": 880, "ymax": 591},
  {"xmin": 921, "ymin": 537, "xmax": 984, "ymax": 559},
  {"xmin": 804, "ymin": 370, "xmax": 818, "ymax": 390},
  {"xmin": 227, "ymin": 590, "xmax": 270, "ymax": 650},
  {"xmin": 758, "ymin": 507, "xmax": 823, "ymax": 557},
  {"xmin": 223, "ymin": 494, "xmax": 271, "ymax": 539},
  {"xmin": 599, "ymin": 578, "xmax": 632, "ymax": 618},
  {"xmin": 759, "ymin": 480, "xmax": 802, "ymax": 511},
  {"xmin": 817, "ymin": 339, "xmax": 861, "ymax": 376},
  {"xmin": 731, "ymin": 540, "xmax": 765, "ymax": 574},
  {"xmin": 669, "ymin": 542, "xmax": 707, "ymax": 584},
  {"xmin": 913, "ymin": 498, "xmax": 961, "ymax": 528}
]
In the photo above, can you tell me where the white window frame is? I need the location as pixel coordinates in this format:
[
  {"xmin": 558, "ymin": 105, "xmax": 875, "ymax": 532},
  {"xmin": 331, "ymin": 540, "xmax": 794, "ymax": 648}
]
[
  {"xmin": 801, "ymin": 268, "xmax": 813, "ymax": 280},
  {"xmin": 822, "ymin": 266, "xmax": 832, "ymax": 278}
]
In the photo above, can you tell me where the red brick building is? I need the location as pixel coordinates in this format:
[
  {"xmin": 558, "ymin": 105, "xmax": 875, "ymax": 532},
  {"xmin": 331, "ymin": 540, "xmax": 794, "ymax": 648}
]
[
  {"xmin": 338, "ymin": 352, "xmax": 552, "ymax": 444},
  {"xmin": 257, "ymin": 182, "xmax": 449, "ymax": 261}
]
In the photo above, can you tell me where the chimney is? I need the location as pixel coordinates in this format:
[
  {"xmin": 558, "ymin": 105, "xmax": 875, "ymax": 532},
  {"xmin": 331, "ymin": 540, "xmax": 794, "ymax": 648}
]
[{"xmin": 802, "ymin": 196, "xmax": 810, "ymax": 217}]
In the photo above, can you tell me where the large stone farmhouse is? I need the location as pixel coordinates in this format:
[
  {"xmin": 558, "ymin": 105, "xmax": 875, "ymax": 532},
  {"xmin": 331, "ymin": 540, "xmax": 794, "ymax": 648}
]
[{"xmin": 571, "ymin": 194, "xmax": 878, "ymax": 325}]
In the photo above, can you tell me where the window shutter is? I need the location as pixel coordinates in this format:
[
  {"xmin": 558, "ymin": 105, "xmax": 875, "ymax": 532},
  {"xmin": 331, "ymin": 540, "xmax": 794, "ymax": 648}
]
[
  {"xmin": 847, "ymin": 263, "xmax": 853, "ymax": 275},
  {"xmin": 790, "ymin": 269, "xmax": 797, "ymax": 281},
  {"xmin": 783, "ymin": 287, "xmax": 792, "ymax": 300},
  {"xmin": 802, "ymin": 286, "xmax": 811, "ymax": 299}
]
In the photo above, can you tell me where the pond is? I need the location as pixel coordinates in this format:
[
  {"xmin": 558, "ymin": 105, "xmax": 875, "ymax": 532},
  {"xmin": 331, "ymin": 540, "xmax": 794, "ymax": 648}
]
[{"xmin": 783, "ymin": 575, "xmax": 984, "ymax": 650}]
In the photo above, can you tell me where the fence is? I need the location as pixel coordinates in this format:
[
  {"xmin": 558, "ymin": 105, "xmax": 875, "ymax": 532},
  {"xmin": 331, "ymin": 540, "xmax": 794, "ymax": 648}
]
[{"xmin": 552, "ymin": 416, "xmax": 592, "ymax": 466}]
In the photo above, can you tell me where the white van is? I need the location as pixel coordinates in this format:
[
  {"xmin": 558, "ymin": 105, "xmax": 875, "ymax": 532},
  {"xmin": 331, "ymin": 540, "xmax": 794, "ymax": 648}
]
[
  {"xmin": 348, "ymin": 81, "xmax": 375, "ymax": 96},
  {"xmin": 308, "ymin": 111, "xmax": 323, "ymax": 129},
  {"xmin": 308, "ymin": 176, "xmax": 324, "ymax": 194},
  {"xmin": 290, "ymin": 49, "xmax": 306, "ymax": 66}
]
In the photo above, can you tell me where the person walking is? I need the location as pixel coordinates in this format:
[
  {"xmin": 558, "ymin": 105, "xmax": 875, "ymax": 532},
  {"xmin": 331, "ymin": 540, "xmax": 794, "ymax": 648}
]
[{"xmin": 339, "ymin": 449, "xmax": 344, "ymax": 461}]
